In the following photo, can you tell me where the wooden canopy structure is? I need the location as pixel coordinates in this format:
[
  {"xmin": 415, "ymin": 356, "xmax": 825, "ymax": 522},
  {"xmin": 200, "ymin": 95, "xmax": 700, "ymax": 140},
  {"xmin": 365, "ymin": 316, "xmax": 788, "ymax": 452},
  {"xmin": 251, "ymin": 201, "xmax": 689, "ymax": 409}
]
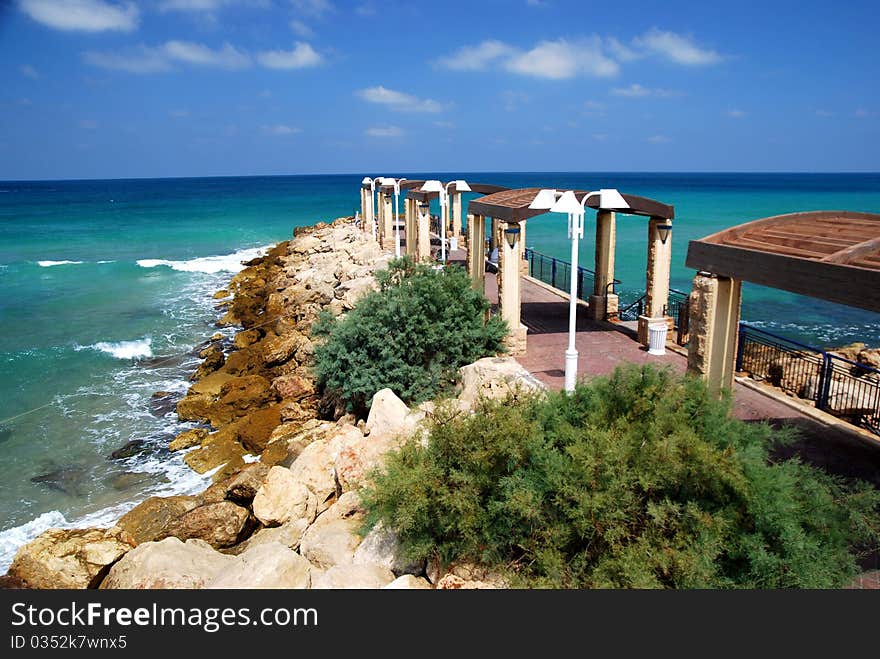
[
  {"xmin": 686, "ymin": 211, "xmax": 880, "ymax": 313},
  {"xmin": 406, "ymin": 182, "xmax": 509, "ymax": 204}
]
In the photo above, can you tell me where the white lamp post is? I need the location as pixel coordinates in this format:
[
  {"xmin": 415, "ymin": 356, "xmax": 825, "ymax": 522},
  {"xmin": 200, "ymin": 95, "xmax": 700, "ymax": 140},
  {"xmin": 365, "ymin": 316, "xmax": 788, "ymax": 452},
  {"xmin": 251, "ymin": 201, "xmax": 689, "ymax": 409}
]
[
  {"xmin": 420, "ymin": 179, "xmax": 470, "ymax": 262},
  {"xmin": 382, "ymin": 177, "xmax": 406, "ymax": 258},
  {"xmin": 361, "ymin": 176, "xmax": 382, "ymax": 242},
  {"xmin": 529, "ymin": 188, "xmax": 629, "ymax": 392}
]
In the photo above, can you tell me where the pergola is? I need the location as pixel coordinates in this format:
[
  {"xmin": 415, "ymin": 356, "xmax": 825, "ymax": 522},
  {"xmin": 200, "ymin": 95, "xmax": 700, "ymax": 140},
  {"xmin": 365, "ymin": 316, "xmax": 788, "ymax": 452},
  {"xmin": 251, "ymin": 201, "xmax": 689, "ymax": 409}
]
[
  {"xmin": 467, "ymin": 187, "xmax": 675, "ymax": 353},
  {"xmin": 360, "ymin": 179, "xmax": 427, "ymax": 250},
  {"xmin": 685, "ymin": 210, "xmax": 880, "ymax": 394}
]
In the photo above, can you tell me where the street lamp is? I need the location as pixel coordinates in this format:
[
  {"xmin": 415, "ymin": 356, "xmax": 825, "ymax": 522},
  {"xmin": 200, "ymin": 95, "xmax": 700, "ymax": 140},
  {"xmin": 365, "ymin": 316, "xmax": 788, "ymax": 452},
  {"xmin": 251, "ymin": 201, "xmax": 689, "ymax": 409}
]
[
  {"xmin": 361, "ymin": 176, "xmax": 385, "ymax": 242},
  {"xmin": 420, "ymin": 179, "xmax": 470, "ymax": 262},
  {"xmin": 529, "ymin": 187, "xmax": 629, "ymax": 392},
  {"xmin": 382, "ymin": 177, "xmax": 406, "ymax": 258}
]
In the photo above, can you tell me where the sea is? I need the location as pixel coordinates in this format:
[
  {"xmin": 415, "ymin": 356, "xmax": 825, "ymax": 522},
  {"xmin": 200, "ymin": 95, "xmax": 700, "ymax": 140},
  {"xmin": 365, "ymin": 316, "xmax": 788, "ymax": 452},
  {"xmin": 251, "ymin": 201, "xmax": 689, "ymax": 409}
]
[{"xmin": 1, "ymin": 172, "xmax": 879, "ymax": 570}]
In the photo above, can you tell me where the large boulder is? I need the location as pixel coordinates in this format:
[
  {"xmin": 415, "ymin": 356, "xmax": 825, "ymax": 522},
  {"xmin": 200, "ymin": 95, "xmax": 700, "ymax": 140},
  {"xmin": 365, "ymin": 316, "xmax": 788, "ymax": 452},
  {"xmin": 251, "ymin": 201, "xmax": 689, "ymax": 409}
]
[
  {"xmin": 252, "ymin": 466, "xmax": 317, "ymax": 527},
  {"xmin": 163, "ymin": 501, "xmax": 251, "ymax": 549},
  {"xmin": 116, "ymin": 495, "xmax": 201, "ymax": 544},
  {"xmin": 352, "ymin": 522, "xmax": 423, "ymax": 577},
  {"xmin": 169, "ymin": 427, "xmax": 208, "ymax": 452},
  {"xmin": 8, "ymin": 526, "xmax": 136, "ymax": 589},
  {"xmin": 299, "ymin": 492, "xmax": 363, "ymax": 569},
  {"xmin": 207, "ymin": 542, "xmax": 311, "ymax": 589},
  {"xmin": 288, "ymin": 439, "xmax": 338, "ymax": 513},
  {"xmin": 364, "ymin": 388, "xmax": 411, "ymax": 437},
  {"xmin": 457, "ymin": 357, "xmax": 546, "ymax": 407},
  {"xmin": 101, "ymin": 538, "xmax": 236, "ymax": 589},
  {"xmin": 338, "ymin": 276, "xmax": 377, "ymax": 309},
  {"xmin": 271, "ymin": 373, "xmax": 315, "ymax": 401},
  {"xmin": 333, "ymin": 424, "xmax": 404, "ymax": 493},
  {"xmin": 210, "ymin": 375, "xmax": 275, "ymax": 426},
  {"xmin": 260, "ymin": 333, "xmax": 307, "ymax": 366},
  {"xmin": 228, "ymin": 518, "xmax": 310, "ymax": 555},
  {"xmin": 311, "ymin": 564, "xmax": 395, "ymax": 589},
  {"xmin": 202, "ymin": 462, "xmax": 270, "ymax": 505},
  {"xmin": 235, "ymin": 405, "xmax": 282, "ymax": 454},
  {"xmin": 183, "ymin": 433, "xmax": 247, "ymax": 475},
  {"xmin": 384, "ymin": 575, "xmax": 432, "ymax": 589}
]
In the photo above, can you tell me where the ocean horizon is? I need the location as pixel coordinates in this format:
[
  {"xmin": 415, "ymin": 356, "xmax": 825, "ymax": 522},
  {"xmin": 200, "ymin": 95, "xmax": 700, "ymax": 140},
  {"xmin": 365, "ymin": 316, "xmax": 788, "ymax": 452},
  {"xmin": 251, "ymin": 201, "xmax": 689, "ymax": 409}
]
[{"xmin": 2, "ymin": 171, "xmax": 879, "ymax": 570}]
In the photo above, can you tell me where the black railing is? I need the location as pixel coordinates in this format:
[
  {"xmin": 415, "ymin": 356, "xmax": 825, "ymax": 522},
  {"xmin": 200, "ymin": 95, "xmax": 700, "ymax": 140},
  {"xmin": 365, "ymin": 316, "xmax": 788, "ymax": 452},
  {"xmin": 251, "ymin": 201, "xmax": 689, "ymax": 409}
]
[
  {"xmin": 737, "ymin": 323, "xmax": 880, "ymax": 436},
  {"xmin": 523, "ymin": 248, "xmax": 618, "ymax": 303},
  {"xmin": 617, "ymin": 288, "xmax": 690, "ymax": 345}
]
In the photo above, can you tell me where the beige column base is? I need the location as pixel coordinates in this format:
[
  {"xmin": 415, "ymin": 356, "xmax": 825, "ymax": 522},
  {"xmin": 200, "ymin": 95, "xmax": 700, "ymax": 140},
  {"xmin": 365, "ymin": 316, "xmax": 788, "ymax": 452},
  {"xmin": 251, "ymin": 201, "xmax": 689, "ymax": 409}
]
[
  {"xmin": 637, "ymin": 314, "xmax": 673, "ymax": 347},
  {"xmin": 503, "ymin": 322, "xmax": 529, "ymax": 356},
  {"xmin": 588, "ymin": 294, "xmax": 619, "ymax": 321}
]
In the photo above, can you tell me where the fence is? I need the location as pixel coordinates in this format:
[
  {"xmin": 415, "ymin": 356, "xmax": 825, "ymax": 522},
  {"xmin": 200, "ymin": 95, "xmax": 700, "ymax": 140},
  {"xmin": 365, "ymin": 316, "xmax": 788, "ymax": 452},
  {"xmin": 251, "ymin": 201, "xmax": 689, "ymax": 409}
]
[
  {"xmin": 736, "ymin": 323, "xmax": 880, "ymax": 436},
  {"xmin": 618, "ymin": 289, "xmax": 690, "ymax": 345},
  {"xmin": 523, "ymin": 248, "xmax": 616, "ymax": 303}
]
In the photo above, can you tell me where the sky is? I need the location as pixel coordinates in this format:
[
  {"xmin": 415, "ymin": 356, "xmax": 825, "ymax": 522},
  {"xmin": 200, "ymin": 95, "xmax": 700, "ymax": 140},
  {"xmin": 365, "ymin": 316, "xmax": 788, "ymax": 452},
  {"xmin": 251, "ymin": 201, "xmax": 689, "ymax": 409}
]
[{"xmin": 0, "ymin": 0, "xmax": 878, "ymax": 179}]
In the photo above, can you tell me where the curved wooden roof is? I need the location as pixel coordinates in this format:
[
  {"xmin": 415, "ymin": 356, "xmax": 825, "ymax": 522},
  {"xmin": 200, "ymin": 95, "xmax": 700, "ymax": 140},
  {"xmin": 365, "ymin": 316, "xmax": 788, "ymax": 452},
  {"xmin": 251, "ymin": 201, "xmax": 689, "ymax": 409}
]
[
  {"xmin": 468, "ymin": 188, "xmax": 675, "ymax": 223},
  {"xmin": 686, "ymin": 210, "xmax": 880, "ymax": 312}
]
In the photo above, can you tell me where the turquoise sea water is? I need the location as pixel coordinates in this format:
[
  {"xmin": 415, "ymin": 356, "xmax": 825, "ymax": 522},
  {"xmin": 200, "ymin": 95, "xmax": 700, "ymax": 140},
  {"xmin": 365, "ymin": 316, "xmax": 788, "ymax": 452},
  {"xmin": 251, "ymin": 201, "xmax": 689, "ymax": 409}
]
[{"xmin": 1, "ymin": 172, "xmax": 879, "ymax": 569}]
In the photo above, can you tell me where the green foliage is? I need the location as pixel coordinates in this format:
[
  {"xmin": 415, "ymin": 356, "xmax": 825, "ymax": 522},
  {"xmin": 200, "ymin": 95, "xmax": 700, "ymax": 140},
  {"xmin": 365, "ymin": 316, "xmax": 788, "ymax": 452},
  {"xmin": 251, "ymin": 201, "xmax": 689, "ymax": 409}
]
[
  {"xmin": 362, "ymin": 364, "xmax": 880, "ymax": 588},
  {"xmin": 313, "ymin": 256, "xmax": 507, "ymax": 414}
]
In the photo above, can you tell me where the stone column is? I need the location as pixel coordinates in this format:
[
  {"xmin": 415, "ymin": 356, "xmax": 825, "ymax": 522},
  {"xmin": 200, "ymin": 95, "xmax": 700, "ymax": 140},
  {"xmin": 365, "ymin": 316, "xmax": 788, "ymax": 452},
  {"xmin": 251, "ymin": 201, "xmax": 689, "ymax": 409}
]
[
  {"xmin": 381, "ymin": 193, "xmax": 394, "ymax": 250},
  {"xmin": 416, "ymin": 203, "xmax": 431, "ymax": 261},
  {"xmin": 589, "ymin": 210, "xmax": 618, "ymax": 321},
  {"xmin": 464, "ymin": 213, "xmax": 474, "ymax": 249},
  {"xmin": 467, "ymin": 214, "xmax": 486, "ymax": 293},
  {"xmin": 637, "ymin": 217, "xmax": 673, "ymax": 345},
  {"xmin": 359, "ymin": 188, "xmax": 366, "ymax": 226},
  {"xmin": 451, "ymin": 192, "xmax": 463, "ymax": 249},
  {"xmin": 489, "ymin": 217, "xmax": 499, "ymax": 251},
  {"xmin": 497, "ymin": 222, "xmax": 527, "ymax": 354},
  {"xmin": 404, "ymin": 198, "xmax": 415, "ymax": 256},
  {"xmin": 686, "ymin": 272, "xmax": 742, "ymax": 396},
  {"xmin": 519, "ymin": 220, "xmax": 529, "ymax": 276}
]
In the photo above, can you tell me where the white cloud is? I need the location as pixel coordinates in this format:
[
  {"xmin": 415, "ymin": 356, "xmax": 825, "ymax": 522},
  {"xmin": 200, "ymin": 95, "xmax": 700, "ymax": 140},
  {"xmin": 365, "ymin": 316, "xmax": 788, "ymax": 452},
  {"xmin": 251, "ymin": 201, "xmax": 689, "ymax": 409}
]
[
  {"xmin": 633, "ymin": 28, "xmax": 721, "ymax": 65},
  {"xmin": 365, "ymin": 125, "xmax": 403, "ymax": 138},
  {"xmin": 605, "ymin": 37, "xmax": 640, "ymax": 62},
  {"xmin": 610, "ymin": 83, "xmax": 680, "ymax": 98},
  {"xmin": 257, "ymin": 42, "xmax": 323, "ymax": 69},
  {"xmin": 290, "ymin": 20, "xmax": 314, "ymax": 37},
  {"xmin": 435, "ymin": 40, "xmax": 515, "ymax": 71},
  {"xmin": 84, "ymin": 40, "xmax": 252, "ymax": 72},
  {"xmin": 20, "ymin": 64, "xmax": 40, "ymax": 79},
  {"xmin": 159, "ymin": 0, "xmax": 225, "ymax": 9},
  {"xmin": 647, "ymin": 135, "xmax": 671, "ymax": 143},
  {"xmin": 290, "ymin": 0, "xmax": 333, "ymax": 17},
  {"xmin": 163, "ymin": 41, "xmax": 250, "ymax": 69},
  {"xmin": 726, "ymin": 108, "xmax": 746, "ymax": 118},
  {"xmin": 262, "ymin": 124, "xmax": 301, "ymax": 135},
  {"xmin": 20, "ymin": 0, "xmax": 139, "ymax": 32},
  {"xmin": 356, "ymin": 86, "xmax": 443, "ymax": 113},
  {"xmin": 506, "ymin": 38, "xmax": 619, "ymax": 79}
]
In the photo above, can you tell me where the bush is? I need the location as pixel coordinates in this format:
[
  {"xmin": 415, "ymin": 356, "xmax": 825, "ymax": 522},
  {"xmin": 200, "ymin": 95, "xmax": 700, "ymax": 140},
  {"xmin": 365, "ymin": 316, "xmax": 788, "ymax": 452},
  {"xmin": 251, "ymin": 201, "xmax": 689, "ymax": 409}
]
[
  {"xmin": 313, "ymin": 257, "xmax": 507, "ymax": 415},
  {"xmin": 362, "ymin": 364, "xmax": 880, "ymax": 588}
]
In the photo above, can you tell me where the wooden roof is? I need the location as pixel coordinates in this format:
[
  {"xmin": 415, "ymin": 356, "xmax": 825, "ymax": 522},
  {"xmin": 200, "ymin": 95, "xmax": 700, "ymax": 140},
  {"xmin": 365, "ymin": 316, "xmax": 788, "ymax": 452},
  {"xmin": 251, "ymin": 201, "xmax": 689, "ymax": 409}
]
[
  {"xmin": 406, "ymin": 183, "xmax": 509, "ymax": 203},
  {"xmin": 468, "ymin": 188, "xmax": 675, "ymax": 223},
  {"xmin": 686, "ymin": 210, "xmax": 880, "ymax": 312}
]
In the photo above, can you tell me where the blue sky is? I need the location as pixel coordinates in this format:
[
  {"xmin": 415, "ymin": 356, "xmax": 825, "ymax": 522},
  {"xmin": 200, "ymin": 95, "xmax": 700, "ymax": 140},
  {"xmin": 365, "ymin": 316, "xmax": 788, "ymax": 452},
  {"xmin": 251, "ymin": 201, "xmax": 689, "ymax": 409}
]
[{"xmin": 1, "ymin": 0, "xmax": 878, "ymax": 179}]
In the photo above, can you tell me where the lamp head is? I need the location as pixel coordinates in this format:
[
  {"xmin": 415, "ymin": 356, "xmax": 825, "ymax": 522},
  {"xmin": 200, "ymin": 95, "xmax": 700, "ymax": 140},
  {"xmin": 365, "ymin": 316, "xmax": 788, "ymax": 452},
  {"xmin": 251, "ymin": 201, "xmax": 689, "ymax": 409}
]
[
  {"xmin": 528, "ymin": 189, "xmax": 558, "ymax": 210},
  {"xmin": 452, "ymin": 179, "xmax": 471, "ymax": 193},
  {"xmin": 361, "ymin": 176, "xmax": 372, "ymax": 185},
  {"xmin": 550, "ymin": 190, "xmax": 584, "ymax": 215},
  {"xmin": 593, "ymin": 188, "xmax": 629, "ymax": 211},
  {"xmin": 420, "ymin": 179, "xmax": 443, "ymax": 193},
  {"xmin": 504, "ymin": 225, "xmax": 520, "ymax": 249}
]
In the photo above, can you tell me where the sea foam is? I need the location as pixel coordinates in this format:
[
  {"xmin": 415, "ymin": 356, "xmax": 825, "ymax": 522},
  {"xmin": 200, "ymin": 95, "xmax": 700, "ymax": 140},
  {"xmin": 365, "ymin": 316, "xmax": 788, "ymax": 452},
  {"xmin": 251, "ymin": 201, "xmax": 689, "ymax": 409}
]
[
  {"xmin": 136, "ymin": 246, "xmax": 268, "ymax": 274},
  {"xmin": 37, "ymin": 260, "xmax": 84, "ymax": 267},
  {"xmin": 78, "ymin": 338, "xmax": 153, "ymax": 360}
]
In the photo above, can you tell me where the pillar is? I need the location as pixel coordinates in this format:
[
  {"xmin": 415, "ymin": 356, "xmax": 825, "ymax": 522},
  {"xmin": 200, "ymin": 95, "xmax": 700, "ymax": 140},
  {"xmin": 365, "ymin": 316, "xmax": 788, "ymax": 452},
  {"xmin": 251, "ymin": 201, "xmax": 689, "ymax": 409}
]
[
  {"xmin": 519, "ymin": 220, "xmax": 529, "ymax": 276},
  {"xmin": 489, "ymin": 217, "xmax": 499, "ymax": 252},
  {"xmin": 366, "ymin": 189, "xmax": 375, "ymax": 238},
  {"xmin": 451, "ymin": 192, "xmax": 463, "ymax": 250},
  {"xmin": 381, "ymin": 193, "xmax": 394, "ymax": 250},
  {"xmin": 467, "ymin": 214, "xmax": 486, "ymax": 293},
  {"xmin": 589, "ymin": 210, "xmax": 618, "ymax": 321},
  {"xmin": 497, "ymin": 222, "xmax": 527, "ymax": 354},
  {"xmin": 404, "ymin": 198, "xmax": 416, "ymax": 256},
  {"xmin": 416, "ymin": 204, "xmax": 431, "ymax": 261},
  {"xmin": 464, "ymin": 213, "xmax": 474, "ymax": 249},
  {"xmin": 637, "ymin": 217, "xmax": 673, "ymax": 345},
  {"xmin": 359, "ymin": 188, "xmax": 366, "ymax": 227},
  {"xmin": 686, "ymin": 272, "xmax": 742, "ymax": 396}
]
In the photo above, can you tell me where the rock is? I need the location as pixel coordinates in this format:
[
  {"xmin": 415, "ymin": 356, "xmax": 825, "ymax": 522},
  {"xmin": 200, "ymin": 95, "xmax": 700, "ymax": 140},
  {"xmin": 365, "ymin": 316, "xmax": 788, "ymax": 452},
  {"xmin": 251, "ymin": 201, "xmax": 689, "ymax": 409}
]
[
  {"xmin": 164, "ymin": 501, "xmax": 251, "ymax": 549},
  {"xmin": 219, "ymin": 347, "xmax": 264, "ymax": 377},
  {"xmin": 457, "ymin": 357, "xmax": 546, "ymax": 407},
  {"xmin": 116, "ymin": 495, "xmax": 201, "ymax": 544},
  {"xmin": 228, "ymin": 518, "xmax": 310, "ymax": 554},
  {"xmin": 213, "ymin": 289, "xmax": 230, "ymax": 299},
  {"xmin": 288, "ymin": 439, "xmax": 338, "ymax": 513},
  {"xmin": 334, "ymin": 424, "xmax": 403, "ymax": 492},
  {"xmin": 109, "ymin": 439, "xmax": 147, "ymax": 460},
  {"xmin": 169, "ymin": 427, "xmax": 208, "ymax": 452},
  {"xmin": 384, "ymin": 575, "xmax": 432, "ymax": 589},
  {"xmin": 271, "ymin": 373, "xmax": 315, "ymax": 401},
  {"xmin": 252, "ymin": 466, "xmax": 317, "ymax": 527},
  {"xmin": 183, "ymin": 375, "xmax": 275, "ymax": 427},
  {"xmin": 192, "ymin": 344, "xmax": 225, "ymax": 381},
  {"xmin": 364, "ymin": 388, "xmax": 411, "ymax": 437},
  {"xmin": 299, "ymin": 493, "xmax": 364, "ymax": 569},
  {"xmin": 101, "ymin": 538, "xmax": 236, "ymax": 589},
  {"xmin": 202, "ymin": 462, "xmax": 270, "ymax": 505},
  {"xmin": 9, "ymin": 526, "xmax": 136, "ymax": 589},
  {"xmin": 210, "ymin": 332, "xmax": 225, "ymax": 341},
  {"xmin": 339, "ymin": 276, "xmax": 377, "ymax": 309},
  {"xmin": 207, "ymin": 542, "xmax": 311, "ymax": 589},
  {"xmin": 235, "ymin": 406, "xmax": 282, "ymax": 454},
  {"xmin": 436, "ymin": 562, "xmax": 509, "ymax": 589},
  {"xmin": 234, "ymin": 328, "xmax": 262, "ymax": 349},
  {"xmin": 149, "ymin": 391, "xmax": 179, "ymax": 418},
  {"xmin": 311, "ymin": 563, "xmax": 395, "ymax": 589},
  {"xmin": 353, "ymin": 522, "xmax": 423, "ymax": 576},
  {"xmin": 183, "ymin": 434, "xmax": 246, "ymax": 475},
  {"xmin": 260, "ymin": 333, "xmax": 307, "ymax": 366},
  {"xmin": 108, "ymin": 470, "xmax": 165, "ymax": 492},
  {"xmin": 30, "ymin": 465, "xmax": 87, "ymax": 496},
  {"xmin": 292, "ymin": 235, "xmax": 321, "ymax": 254}
]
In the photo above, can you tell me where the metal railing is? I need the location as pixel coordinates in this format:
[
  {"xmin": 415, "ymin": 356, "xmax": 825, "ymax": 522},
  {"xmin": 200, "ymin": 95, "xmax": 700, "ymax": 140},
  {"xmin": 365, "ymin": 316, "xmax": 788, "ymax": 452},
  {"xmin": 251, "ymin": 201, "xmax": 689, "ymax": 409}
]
[
  {"xmin": 618, "ymin": 289, "xmax": 690, "ymax": 345},
  {"xmin": 523, "ymin": 248, "xmax": 618, "ymax": 303},
  {"xmin": 736, "ymin": 323, "xmax": 880, "ymax": 436}
]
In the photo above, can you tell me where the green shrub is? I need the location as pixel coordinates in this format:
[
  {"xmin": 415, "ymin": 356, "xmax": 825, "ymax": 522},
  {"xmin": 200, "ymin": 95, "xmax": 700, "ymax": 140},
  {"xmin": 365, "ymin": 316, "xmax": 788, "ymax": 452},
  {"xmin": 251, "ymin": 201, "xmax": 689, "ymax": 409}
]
[
  {"xmin": 362, "ymin": 364, "xmax": 880, "ymax": 588},
  {"xmin": 313, "ymin": 257, "xmax": 507, "ymax": 415}
]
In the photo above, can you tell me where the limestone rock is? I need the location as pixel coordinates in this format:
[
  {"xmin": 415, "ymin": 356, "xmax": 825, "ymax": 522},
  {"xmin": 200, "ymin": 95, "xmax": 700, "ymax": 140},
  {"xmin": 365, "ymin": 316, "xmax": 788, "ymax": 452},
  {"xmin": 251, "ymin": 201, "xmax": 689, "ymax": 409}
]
[
  {"xmin": 202, "ymin": 462, "xmax": 270, "ymax": 505},
  {"xmin": 183, "ymin": 434, "xmax": 246, "ymax": 475},
  {"xmin": 101, "ymin": 538, "xmax": 236, "ymax": 589},
  {"xmin": 271, "ymin": 373, "xmax": 315, "ymax": 401},
  {"xmin": 9, "ymin": 526, "xmax": 136, "ymax": 589},
  {"xmin": 234, "ymin": 328, "xmax": 262, "ymax": 349},
  {"xmin": 458, "ymin": 357, "xmax": 546, "ymax": 407},
  {"xmin": 353, "ymin": 522, "xmax": 423, "ymax": 577},
  {"xmin": 116, "ymin": 495, "xmax": 201, "ymax": 544},
  {"xmin": 384, "ymin": 575, "xmax": 432, "ymax": 589},
  {"xmin": 299, "ymin": 493, "xmax": 364, "ymax": 569},
  {"xmin": 311, "ymin": 563, "xmax": 395, "ymax": 589},
  {"xmin": 164, "ymin": 501, "xmax": 251, "ymax": 549},
  {"xmin": 338, "ymin": 276, "xmax": 377, "ymax": 309},
  {"xmin": 207, "ymin": 542, "xmax": 311, "ymax": 589},
  {"xmin": 169, "ymin": 427, "xmax": 208, "ymax": 452},
  {"xmin": 252, "ymin": 466, "xmax": 317, "ymax": 527},
  {"xmin": 228, "ymin": 518, "xmax": 310, "ymax": 555},
  {"xmin": 436, "ymin": 562, "xmax": 509, "ymax": 589},
  {"xmin": 364, "ymin": 388, "xmax": 411, "ymax": 437},
  {"xmin": 288, "ymin": 439, "xmax": 338, "ymax": 513},
  {"xmin": 235, "ymin": 405, "xmax": 282, "ymax": 454},
  {"xmin": 334, "ymin": 424, "xmax": 403, "ymax": 492},
  {"xmin": 261, "ymin": 333, "xmax": 306, "ymax": 366}
]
